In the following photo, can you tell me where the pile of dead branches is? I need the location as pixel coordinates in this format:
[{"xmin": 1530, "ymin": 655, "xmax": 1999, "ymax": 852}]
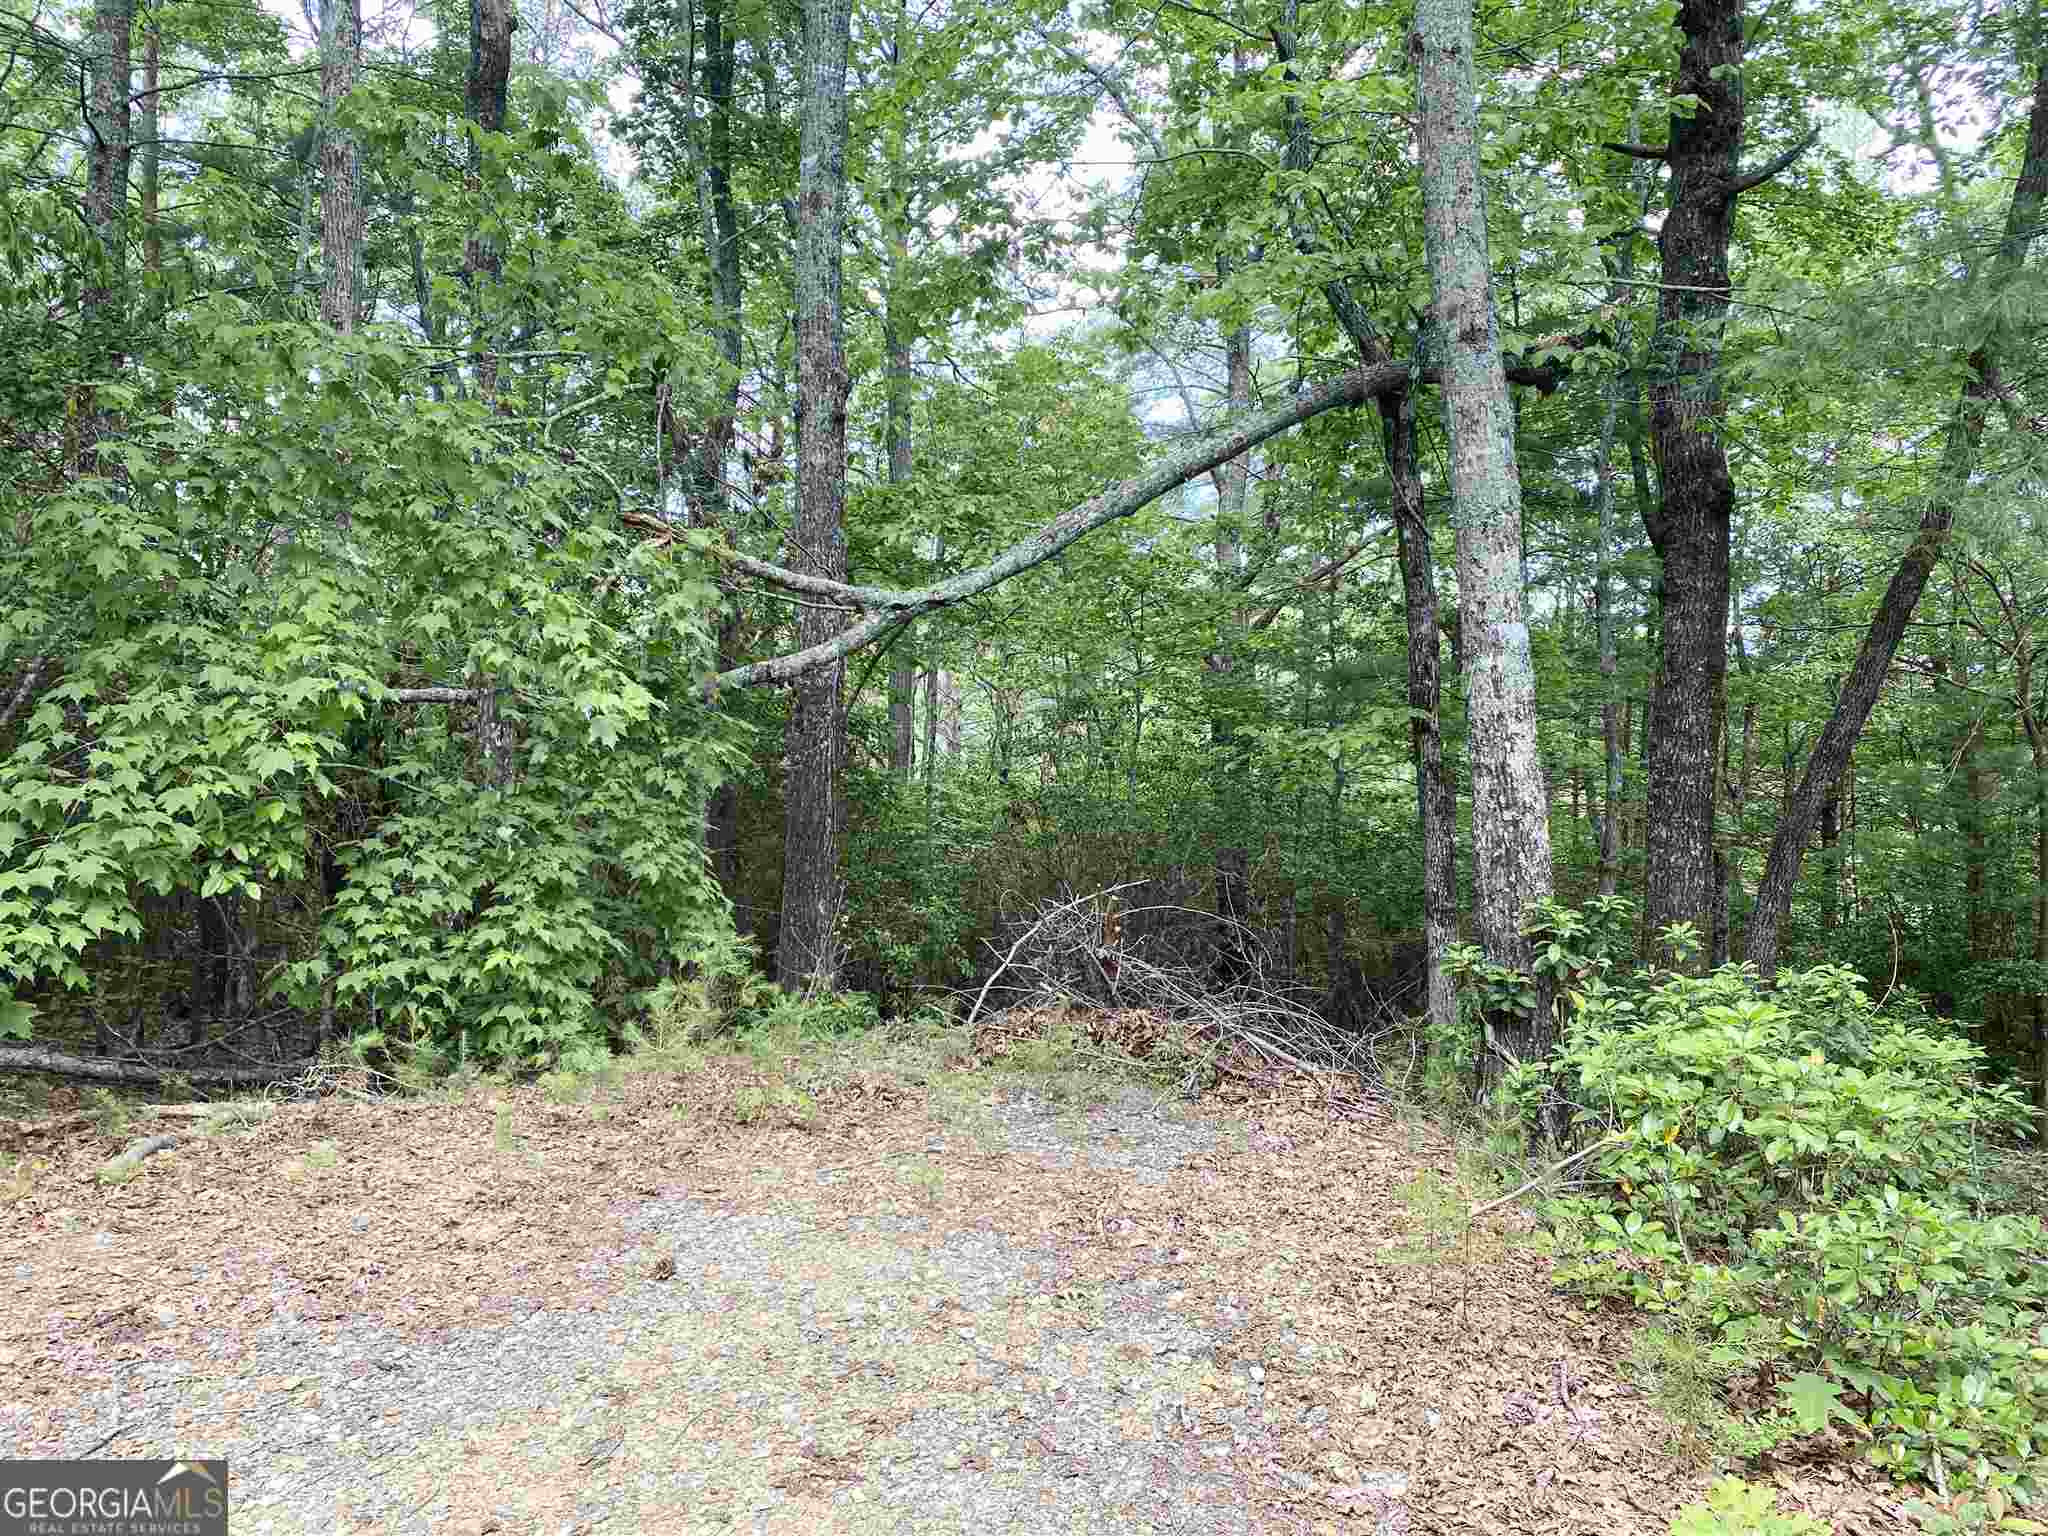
[{"xmin": 963, "ymin": 885, "xmax": 1418, "ymax": 1102}]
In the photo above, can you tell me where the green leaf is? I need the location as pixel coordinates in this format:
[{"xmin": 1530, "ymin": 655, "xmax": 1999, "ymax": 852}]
[
  {"xmin": 1777, "ymin": 1372, "xmax": 1855, "ymax": 1435},
  {"xmin": 0, "ymin": 999, "xmax": 35, "ymax": 1040}
]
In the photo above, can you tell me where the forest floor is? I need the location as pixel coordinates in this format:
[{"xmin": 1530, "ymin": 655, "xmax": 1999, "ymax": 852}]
[{"xmin": 2, "ymin": 1017, "xmax": 1922, "ymax": 1535}]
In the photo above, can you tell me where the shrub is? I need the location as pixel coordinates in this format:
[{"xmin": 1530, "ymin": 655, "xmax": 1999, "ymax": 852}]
[{"xmin": 1499, "ymin": 916, "xmax": 2046, "ymax": 1503}]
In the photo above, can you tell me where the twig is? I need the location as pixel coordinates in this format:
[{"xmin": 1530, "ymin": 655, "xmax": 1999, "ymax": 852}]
[
  {"xmin": 74, "ymin": 1424, "xmax": 128, "ymax": 1457},
  {"xmin": 964, "ymin": 883, "xmax": 1144, "ymax": 1029},
  {"xmin": 1467, "ymin": 1134, "xmax": 1630, "ymax": 1221}
]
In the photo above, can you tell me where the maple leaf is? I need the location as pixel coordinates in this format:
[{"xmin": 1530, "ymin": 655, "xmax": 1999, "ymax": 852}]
[{"xmin": 1777, "ymin": 1371, "xmax": 1855, "ymax": 1434}]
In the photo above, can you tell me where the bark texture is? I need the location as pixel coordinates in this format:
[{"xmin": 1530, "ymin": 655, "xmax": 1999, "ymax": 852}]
[
  {"xmin": 1387, "ymin": 392, "xmax": 1460, "ymax": 1034},
  {"xmin": 1273, "ymin": 8, "xmax": 1459, "ymax": 1030},
  {"xmin": 884, "ymin": 54, "xmax": 918, "ymax": 781},
  {"xmin": 1593, "ymin": 142, "xmax": 1651, "ymax": 896},
  {"xmin": 776, "ymin": 0, "xmax": 854, "ymax": 991},
  {"xmin": 1210, "ymin": 303, "xmax": 1255, "ymax": 975},
  {"xmin": 140, "ymin": 27, "xmax": 161, "ymax": 275},
  {"xmin": 1411, "ymin": 0, "xmax": 1556, "ymax": 1094},
  {"xmin": 463, "ymin": 0, "xmax": 515, "ymax": 398},
  {"xmin": 78, "ymin": 0, "xmax": 132, "ymax": 474},
  {"xmin": 316, "ymin": 0, "xmax": 361, "ymax": 335},
  {"xmin": 1639, "ymin": 0, "xmax": 1745, "ymax": 954}
]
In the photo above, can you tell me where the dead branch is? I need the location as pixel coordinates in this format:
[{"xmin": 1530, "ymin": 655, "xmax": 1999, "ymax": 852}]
[
  {"xmin": 0, "ymin": 1045, "xmax": 302, "ymax": 1088},
  {"xmin": 964, "ymin": 886, "xmax": 1410, "ymax": 1108}
]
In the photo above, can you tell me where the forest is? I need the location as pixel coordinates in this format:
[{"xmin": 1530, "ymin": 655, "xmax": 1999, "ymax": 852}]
[
  {"xmin": 5, "ymin": 0, "xmax": 2048, "ymax": 1515},
  {"xmin": 4, "ymin": 0, "xmax": 2047, "ymax": 1099}
]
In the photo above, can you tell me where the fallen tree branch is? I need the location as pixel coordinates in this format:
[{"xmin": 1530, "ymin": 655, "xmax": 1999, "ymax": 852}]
[
  {"xmin": 707, "ymin": 317, "xmax": 1617, "ymax": 690},
  {"xmin": 100, "ymin": 1132, "xmax": 183, "ymax": 1177},
  {"xmin": 0, "ymin": 1045, "xmax": 301, "ymax": 1088},
  {"xmin": 707, "ymin": 366, "xmax": 1407, "ymax": 688},
  {"xmin": 965, "ymin": 881, "xmax": 1147, "ymax": 1030}
]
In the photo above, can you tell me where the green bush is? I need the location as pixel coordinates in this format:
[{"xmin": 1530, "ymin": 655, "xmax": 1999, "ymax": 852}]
[
  {"xmin": 1513, "ymin": 962, "xmax": 2031, "ymax": 1249},
  {"xmin": 1501, "ymin": 919, "xmax": 2046, "ymax": 1504},
  {"xmin": 1668, "ymin": 1478, "xmax": 1831, "ymax": 1536}
]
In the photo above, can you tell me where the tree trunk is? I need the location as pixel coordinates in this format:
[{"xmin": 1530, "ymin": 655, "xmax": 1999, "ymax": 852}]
[
  {"xmin": 78, "ymin": 0, "xmax": 133, "ymax": 474},
  {"xmin": 0, "ymin": 1046, "xmax": 300, "ymax": 1089},
  {"xmin": 461, "ymin": 0, "xmax": 515, "ymax": 785},
  {"xmin": 1951, "ymin": 582, "xmax": 2000, "ymax": 976},
  {"xmin": 1273, "ymin": 7, "xmax": 1460, "ymax": 1035},
  {"xmin": 1730, "ymin": 687, "xmax": 1757, "ymax": 956},
  {"xmin": 464, "ymin": 0, "xmax": 514, "ymax": 398},
  {"xmin": 140, "ymin": 26, "xmax": 160, "ymax": 275},
  {"xmin": 1386, "ymin": 391, "xmax": 1460, "ymax": 1035},
  {"xmin": 1209, "ymin": 302, "xmax": 1254, "ymax": 978},
  {"xmin": 776, "ymin": 0, "xmax": 854, "ymax": 992},
  {"xmin": 689, "ymin": 0, "xmax": 745, "ymax": 894},
  {"xmin": 2034, "ymin": 725, "xmax": 2048, "ymax": 1133},
  {"xmin": 317, "ymin": 0, "xmax": 360, "ymax": 335},
  {"xmin": 1748, "ymin": 56, "xmax": 2048, "ymax": 976},
  {"xmin": 1411, "ymin": 0, "xmax": 1557, "ymax": 1105},
  {"xmin": 883, "ymin": 3, "xmax": 917, "ymax": 781},
  {"xmin": 1639, "ymin": 0, "xmax": 1751, "ymax": 958},
  {"xmin": 1592, "ymin": 160, "xmax": 1647, "ymax": 896},
  {"xmin": 889, "ymin": 665, "xmax": 916, "ymax": 776}
]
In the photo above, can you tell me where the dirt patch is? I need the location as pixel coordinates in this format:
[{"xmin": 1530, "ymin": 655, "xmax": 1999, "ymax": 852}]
[{"xmin": 3, "ymin": 1060, "xmax": 1916, "ymax": 1534}]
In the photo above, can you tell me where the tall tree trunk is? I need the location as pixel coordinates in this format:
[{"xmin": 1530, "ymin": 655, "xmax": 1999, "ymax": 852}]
[
  {"xmin": 464, "ymin": 0, "xmax": 514, "ymax": 399},
  {"xmin": 883, "ymin": 18, "xmax": 917, "ymax": 781},
  {"xmin": 1748, "ymin": 57, "xmax": 2048, "ymax": 975},
  {"xmin": 463, "ymin": 0, "xmax": 515, "ymax": 784},
  {"xmin": 2012, "ymin": 637, "xmax": 2048, "ymax": 1131},
  {"xmin": 1411, "ymin": 0, "xmax": 1557, "ymax": 1105},
  {"xmin": 1636, "ymin": 0, "xmax": 1773, "ymax": 957},
  {"xmin": 889, "ymin": 661, "xmax": 916, "ymax": 776},
  {"xmin": 78, "ymin": 0, "xmax": 133, "ymax": 475},
  {"xmin": 1728, "ymin": 609, "xmax": 1759, "ymax": 957},
  {"xmin": 683, "ymin": 0, "xmax": 745, "ymax": 894},
  {"xmin": 1951, "ymin": 584, "xmax": 2000, "ymax": 977},
  {"xmin": 776, "ymin": 0, "xmax": 853, "ymax": 991},
  {"xmin": 1274, "ymin": 5, "xmax": 1458, "ymax": 1032},
  {"xmin": 1209, "ymin": 303, "xmax": 1254, "ymax": 972},
  {"xmin": 317, "ymin": 0, "xmax": 360, "ymax": 335},
  {"xmin": 2032, "ymin": 703, "xmax": 2048, "ymax": 1135},
  {"xmin": 140, "ymin": 26, "xmax": 160, "ymax": 276},
  {"xmin": 1593, "ymin": 147, "xmax": 1649, "ymax": 897},
  {"xmin": 1387, "ymin": 392, "xmax": 1460, "ymax": 1034}
]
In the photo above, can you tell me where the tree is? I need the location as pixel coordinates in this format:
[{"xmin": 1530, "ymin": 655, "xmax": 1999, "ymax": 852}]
[
  {"xmin": 1410, "ymin": 0, "xmax": 1557, "ymax": 1093},
  {"xmin": 78, "ymin": 0, "xmax": 134, "ymax": 473},
  {"xmin": 1748, "ymin": 46, "xmax": 2048, "ymax": 976},
  {"xmin": 775, "ymin": 0, "xmax": 854, "ymax": 991},
  {"xmin": 1623, "ymin": 0, "xmax": 1815, "ymax": 956}
]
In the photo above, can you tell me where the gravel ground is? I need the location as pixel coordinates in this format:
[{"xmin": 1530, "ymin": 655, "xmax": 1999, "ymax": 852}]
[{"xmin": 29, "ymin": 1084, "xmax": 1406, "ymax": 1536}]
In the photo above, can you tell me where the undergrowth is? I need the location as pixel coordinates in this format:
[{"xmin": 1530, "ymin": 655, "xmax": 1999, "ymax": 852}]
[{"xmin": 1433, "ymin": 901, "xmax": 2048, "ymax": 1532}]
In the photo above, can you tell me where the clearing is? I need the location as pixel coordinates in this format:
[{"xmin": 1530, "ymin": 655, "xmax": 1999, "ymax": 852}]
[{"xmin": 3, "ymin": 1030, "xmax": 1917, "ymax": 1535}]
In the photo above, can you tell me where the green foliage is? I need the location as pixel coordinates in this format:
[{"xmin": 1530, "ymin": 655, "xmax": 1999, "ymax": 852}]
[
  {"xmin": 1667, "ymin": 1478, "xmax": 1832, "ymax": 1536},
  {"xmin": 1512, "ymin": 959, "xmax": 2029, "ymax": 1250},
  {"xmin": 1628, "ymin": 1311, "xmax": 1796, "ymax": 1464},
  {"xmin": 1513, "ymin": 916, "xmax": 2047, "ymax": 1502},
  {"xmin": 1445, "ymin": 894, "xmax": 1640, "ymax": 1036}
]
